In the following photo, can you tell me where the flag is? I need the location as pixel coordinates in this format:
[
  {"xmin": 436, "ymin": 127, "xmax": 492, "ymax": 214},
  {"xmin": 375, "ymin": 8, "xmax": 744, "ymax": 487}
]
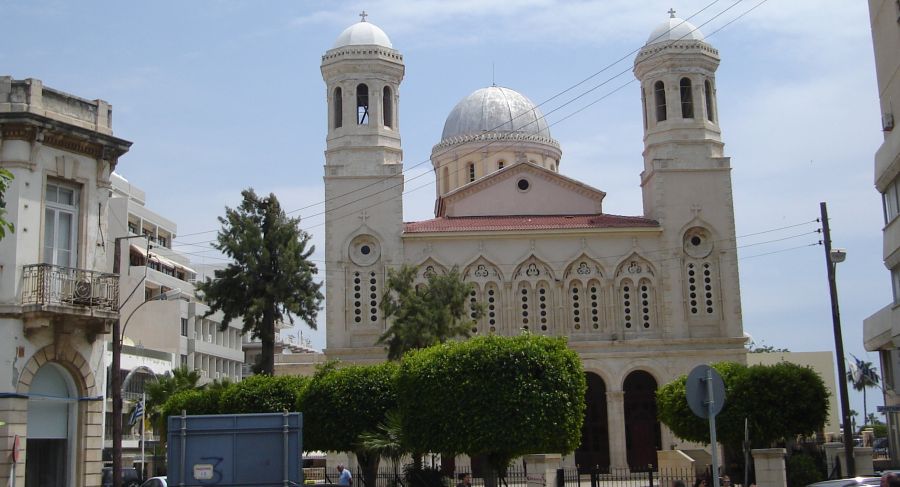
[{"xmin": 129, "ymin": 400, "xmax": 144, "ymax": 427}]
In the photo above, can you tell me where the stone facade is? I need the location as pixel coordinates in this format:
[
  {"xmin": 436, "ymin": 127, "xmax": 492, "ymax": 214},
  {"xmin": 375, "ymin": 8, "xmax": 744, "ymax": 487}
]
[
  {"xmin": 0, "ymin": 77, "xmax": 130, "ymax": 487},
  {"xmin": 321, "ymin": 16, "xmax": 746, "ymax": 470}
]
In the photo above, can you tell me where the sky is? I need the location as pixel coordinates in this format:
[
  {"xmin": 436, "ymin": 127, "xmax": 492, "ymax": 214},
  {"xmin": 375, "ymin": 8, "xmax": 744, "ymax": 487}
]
[{"xmin": 2, "ymin": 1, "xmax": 887, "ymax": 418}]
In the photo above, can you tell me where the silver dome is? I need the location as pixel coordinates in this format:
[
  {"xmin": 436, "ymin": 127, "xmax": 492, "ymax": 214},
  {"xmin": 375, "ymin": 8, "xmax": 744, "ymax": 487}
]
[
  {"xmin": 646, "ymin": 17, "xmax": 706, "ymax": 45},
  {"xmin": 333, "ymin": 21, "xmax": 393, "ymax": 49},
  {"xmin": 441, "ymin": 86, "xmax": 551, "ymax": 141}
]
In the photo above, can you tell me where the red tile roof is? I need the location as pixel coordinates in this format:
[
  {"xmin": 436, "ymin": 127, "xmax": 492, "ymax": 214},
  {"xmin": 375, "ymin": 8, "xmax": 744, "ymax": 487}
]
[{"xmin": 403, "ymin": 214, "xmax": 659, "ymax": 233}]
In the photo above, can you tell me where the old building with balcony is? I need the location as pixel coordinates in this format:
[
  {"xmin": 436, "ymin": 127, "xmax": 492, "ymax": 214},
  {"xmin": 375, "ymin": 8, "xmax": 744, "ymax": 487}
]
[{"xmin": 0, "ymin": 77, "xmax": 131, "ymax": 487}]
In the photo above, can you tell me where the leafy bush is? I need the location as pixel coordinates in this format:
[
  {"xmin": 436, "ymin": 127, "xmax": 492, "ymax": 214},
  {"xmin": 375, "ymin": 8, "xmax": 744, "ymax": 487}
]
[
  {"xmin": 656, "ymin": 362, "xmax": 829, "ymax": 450},
  {"xmin": 298, "ymin": 361, "xmax": 399, "ymax": 452},
  {"xmin": 787, "ymin": 453, "xmax": 823, "ymax": 487},
  {"xmin": 396, "ymin": 334, "xmax": 585, "ymax": 474},
  {"xmin": 219, "ymin": 374, "xmax": 308, "ymax": 414}
]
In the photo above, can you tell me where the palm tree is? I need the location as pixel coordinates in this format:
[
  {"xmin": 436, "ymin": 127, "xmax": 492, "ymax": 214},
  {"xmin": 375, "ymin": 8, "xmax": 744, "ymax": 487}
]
[
  {"xmin": 144, "ymin": 366, "xmax": 202, "ymax": 444},
  {"xmin": 358, "ymin": 410, "xmax": 408, "ymax": 484},
  {"xmin": 847, "ymin": 357, "xmax": 880, "ymax": 427}
]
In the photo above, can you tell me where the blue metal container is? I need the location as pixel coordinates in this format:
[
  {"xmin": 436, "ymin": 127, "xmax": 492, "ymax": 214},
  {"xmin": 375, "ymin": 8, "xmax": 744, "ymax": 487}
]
[{"xmin": 167, "ymin": 412, "xmax": 303, "ymax": 486}]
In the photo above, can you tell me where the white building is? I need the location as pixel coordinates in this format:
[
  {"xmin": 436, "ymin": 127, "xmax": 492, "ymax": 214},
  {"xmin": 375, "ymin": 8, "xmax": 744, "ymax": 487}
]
[
  {"xmin": 863, "ymin": 0, "xmax": 900, "ymax": 465},
  {"xmin": 321, "ymin": 14, "xmax": 746, "ymax": 470},
  {"xmin": 0, "ymin": 77, "xmax": 131, "ymax": 486},
  {"xmin": 108, "ymin": 173, "xmax": 245, "ymax": 384}
]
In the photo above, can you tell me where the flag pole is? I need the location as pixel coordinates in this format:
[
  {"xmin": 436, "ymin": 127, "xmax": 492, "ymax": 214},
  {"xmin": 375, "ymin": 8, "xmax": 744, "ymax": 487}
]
[{"xmin": 140, "ymin": 392, "xmax": 146, "ymax": 481}]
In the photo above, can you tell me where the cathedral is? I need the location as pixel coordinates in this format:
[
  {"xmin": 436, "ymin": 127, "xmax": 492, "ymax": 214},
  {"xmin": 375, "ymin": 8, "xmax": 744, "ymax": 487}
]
[{"xmin": 321, "ymin": 13, "xmax": 746, "ymax": 470}]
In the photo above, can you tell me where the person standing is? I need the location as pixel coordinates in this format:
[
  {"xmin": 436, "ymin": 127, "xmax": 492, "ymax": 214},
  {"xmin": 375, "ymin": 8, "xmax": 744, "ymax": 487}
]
[{"xmin": 337, "ymin": 464, "xmax": 352, "ymax": 486}]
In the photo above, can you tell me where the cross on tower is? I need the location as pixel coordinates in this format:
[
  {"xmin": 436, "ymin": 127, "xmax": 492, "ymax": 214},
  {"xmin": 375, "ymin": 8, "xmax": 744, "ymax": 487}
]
[
  {"xmin": 359, "ymin": 10, "xmax": 368, "ymax": 22},
  {"xmin": 668, "ymin": 8, "xmax": 677, "ymax": 18},
  {"xmin": 358, "ymin": 209, "xmax": 369, "ymax": 223}
]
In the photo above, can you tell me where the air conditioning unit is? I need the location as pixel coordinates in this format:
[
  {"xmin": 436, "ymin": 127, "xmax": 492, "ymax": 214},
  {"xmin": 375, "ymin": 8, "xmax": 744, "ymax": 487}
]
[{"xmin": 71, "ymin": 279, "xmax": 93, "ymax": 305}]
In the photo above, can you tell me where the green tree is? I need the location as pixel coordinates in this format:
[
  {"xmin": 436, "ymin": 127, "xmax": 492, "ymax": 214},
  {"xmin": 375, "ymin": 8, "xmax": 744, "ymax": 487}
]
[
  {"xmin": 0, "ymin": 168, "xmax": 15, "ymax": 240},
  {"xmin": 396, "ymin": 334, "xmax": 585, "ymax": 478},
  {"xmin": 198, "ymin": 189, "xmax": 323, "ymax": 375},
  {"xmin": 656, "ymin": 362, "xmax": 829, "ymax": 450},
  {"xmin": 847, "ymin": 357, "xmax": 880, "ymax": 426},
  {"xmin": 219, "ymin": 374, "xmax": 307, "ymax": 414},
  {"xmin": 299, "ymin": 361, "xmax": 398, "ymax": 483},
  {"xmin": 378, "ymin": 265, "xmax": 483, "ymax": 360}
]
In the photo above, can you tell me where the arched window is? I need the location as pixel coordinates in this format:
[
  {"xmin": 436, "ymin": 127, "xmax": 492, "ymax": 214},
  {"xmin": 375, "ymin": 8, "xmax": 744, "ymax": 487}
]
[
  {"xmin": 485, "ymin": 283, "xmax": 499, "ymax": 333},
  {"xmin": 333, "ymin": 87, "xmax": 343, "ymax": 129},
  {"xmin": 704, "ymin": 79, "xmax": 715, "ymax": 122},
  {"xmin": 621, "ymin": 279, "xmax": 634, "ymax": 329},
  {"xmin": 587, "ymin": 279, "xmax": 602, "ymax": 330},
  {"xmin": 569, "ymin": 281, "xmax": 583, "ymax": 331},
  {"xmin": 382, "ymin": 86, "xmax": 393, "ymax": 128},
  {"xmin": 469, "ymin": 285, "xmax": 480, "ymax": 334},
  {"xmin": 356, "ymin": 83, "xmax": 369, "ymax": 125},
  {"xmin": 497, "ymin": 160, "xmax": 505, "ymax": 171},
  {"xmin": 638, "ymin": 278, "xmax": 654, "ymax": 329},
  {"xmin": 654, "ymin": 81, "xmax": 667, "ymax": 122},
  {"xmin": 518, "ymin": 282, "xmax": 532, "ymax": 330},
  {"xmin": 680, "ymin": 78, "xmax": 694, "ymax": 119},
  {"xmin": 368, "ymin": 270, "xmax": 379, "ymax": 324},
  {"xmin": 641, "ymin": 88, "xmax": 648, "ymax": 129},
  {"xmin": 468, "ymin": 162, "xmax": 476, "ymax": 182},
  {"xmin": 536, "ymin": 281, "xmax": 551, "ymax": 332}
]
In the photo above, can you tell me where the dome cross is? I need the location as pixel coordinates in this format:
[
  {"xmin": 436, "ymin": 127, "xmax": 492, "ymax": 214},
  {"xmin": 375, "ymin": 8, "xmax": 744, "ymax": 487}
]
[
  {"xmin": 359, "ymin": 10, "xmax": 368, "ymax": 22},
  {"xmin": 667, "ymin": 8, "xmax": 676, "ymax": 18}
]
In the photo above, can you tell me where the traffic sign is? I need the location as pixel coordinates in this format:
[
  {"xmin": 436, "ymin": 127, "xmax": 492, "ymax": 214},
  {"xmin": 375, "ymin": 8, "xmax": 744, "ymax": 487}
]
[{"xmin": 686, "ymin": 364, "xmax": 726, "ymax": 418}]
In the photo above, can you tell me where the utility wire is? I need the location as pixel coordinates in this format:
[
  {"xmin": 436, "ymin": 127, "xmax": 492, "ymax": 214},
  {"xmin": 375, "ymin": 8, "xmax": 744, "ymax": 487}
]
[{"xmin": 175, "ymin": 0, "xmax": 754, "ymax": 240}]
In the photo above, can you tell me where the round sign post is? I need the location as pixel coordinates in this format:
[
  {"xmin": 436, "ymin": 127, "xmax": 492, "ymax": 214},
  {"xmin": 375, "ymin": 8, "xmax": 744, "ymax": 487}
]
[{"xmin": 686, "ymin": 365, "xmax": 726, "ymax": 487}]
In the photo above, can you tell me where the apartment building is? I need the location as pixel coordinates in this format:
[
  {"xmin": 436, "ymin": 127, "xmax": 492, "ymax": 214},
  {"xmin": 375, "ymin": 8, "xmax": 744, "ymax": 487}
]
[
  {"xmin": 0, "ymin": 76, "xmax": 131, "ymax": 487},
  {"xmin": 864, "ymin": 0, "xmax": 900, "ymax": 466}
]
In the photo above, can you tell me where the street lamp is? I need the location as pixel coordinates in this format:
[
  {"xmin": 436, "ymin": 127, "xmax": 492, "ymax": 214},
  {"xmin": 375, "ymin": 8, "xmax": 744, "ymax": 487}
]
[
  {"xmin": 820, "ymin": 202, "xmax": 855, "ymax": 477},
  {"xmin": 111, "ymin": 236, "xmax": 180, "ymax": 487}
]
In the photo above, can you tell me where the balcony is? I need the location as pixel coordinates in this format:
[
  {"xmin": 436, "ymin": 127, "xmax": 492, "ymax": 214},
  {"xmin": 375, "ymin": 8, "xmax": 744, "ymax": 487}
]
[{"xmin": 21, "ymin": 263, "xmax": 119, "ymax": 331}]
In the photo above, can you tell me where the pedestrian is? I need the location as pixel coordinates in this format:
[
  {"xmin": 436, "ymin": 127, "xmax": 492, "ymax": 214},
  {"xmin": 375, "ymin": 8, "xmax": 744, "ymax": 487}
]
[
  {"xmin": 457, "ymin": 473, "xmax": 472, "ymax": 487},
  {"xmin": 673, "ymin": 480, "xmax": 686, "ymax": 487},
  {"xmin": 721, "ymin": 475, "xmax": 731, "ymax": 487},
  {"xmin": 694, "ymin": 478, "xmax": 708, "ymax": 487},
  {"xmin": 337, "ymin": 464, "xmax": 352, "ymax": 486}
]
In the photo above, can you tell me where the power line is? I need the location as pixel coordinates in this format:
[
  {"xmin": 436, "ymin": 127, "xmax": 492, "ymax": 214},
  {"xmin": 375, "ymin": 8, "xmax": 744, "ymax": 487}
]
[{"xmin": 176, "ymin": 0, "xmax": 759, "ymax": 240}]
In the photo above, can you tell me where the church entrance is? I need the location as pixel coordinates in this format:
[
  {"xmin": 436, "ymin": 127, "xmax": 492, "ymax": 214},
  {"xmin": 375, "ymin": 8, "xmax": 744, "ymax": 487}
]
[
  {"xmin": 575, "ymin": 373, "xmax": 609, "ymax": 473},
  {"xmin": 623, "ymin": 371, "xmax": 660, "ymax": 471},
  {"xmin": 26, "ymin": 363, "xmax": 76, "ymax": 487}
]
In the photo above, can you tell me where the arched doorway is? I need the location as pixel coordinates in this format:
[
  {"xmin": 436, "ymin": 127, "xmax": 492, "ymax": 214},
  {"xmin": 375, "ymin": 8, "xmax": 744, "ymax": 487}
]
[
  {"xmin": 26, "ymin": 363, "xmax": 77, "ymax": 487},
  {"xmin": 623, "ymin": 371, "xmax": 661, "ymax": 471},
  {"xmin": 575, "ymin": 372, "xmax": 609, "ymax": 473}
]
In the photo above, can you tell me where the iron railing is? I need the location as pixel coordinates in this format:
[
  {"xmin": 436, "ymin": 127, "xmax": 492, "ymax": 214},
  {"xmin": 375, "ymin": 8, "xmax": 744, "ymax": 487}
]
[{"xmin": 22, "ymin": 263, "xmax": 119, "ymax": 312}]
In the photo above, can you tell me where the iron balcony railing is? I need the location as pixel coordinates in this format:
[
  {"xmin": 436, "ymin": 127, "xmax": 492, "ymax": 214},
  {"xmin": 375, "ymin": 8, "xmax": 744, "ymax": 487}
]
[{"xmin": 22, "ymin": 263, "xmax": 119, "ymax": 313}]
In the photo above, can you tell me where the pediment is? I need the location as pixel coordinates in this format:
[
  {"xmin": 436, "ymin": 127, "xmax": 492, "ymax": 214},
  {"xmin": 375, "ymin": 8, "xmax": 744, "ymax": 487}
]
[{"xmin": 437, "ymin": 162, "xmax": 606, "ymax": 217}]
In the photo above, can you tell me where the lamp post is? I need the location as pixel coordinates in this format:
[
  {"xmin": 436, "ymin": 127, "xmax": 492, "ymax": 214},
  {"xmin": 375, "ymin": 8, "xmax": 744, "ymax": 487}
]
[{"xmin": 820, "ymin": 202, "xmax": 854, "ymax": 477}]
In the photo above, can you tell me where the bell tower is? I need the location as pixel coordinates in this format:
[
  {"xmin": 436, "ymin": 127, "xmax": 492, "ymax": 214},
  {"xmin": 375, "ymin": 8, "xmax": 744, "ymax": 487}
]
[
  {"xmin": 633, "ymin": 12, "xmax": 742, "ymax": 339},
  {"xmin": 321, "ymin": 15, "xmax": 405, "ymax": 356}
]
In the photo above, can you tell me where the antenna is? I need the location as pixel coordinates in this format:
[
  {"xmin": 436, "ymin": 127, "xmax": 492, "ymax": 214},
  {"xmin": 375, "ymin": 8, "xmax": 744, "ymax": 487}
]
[{"xmin": 492, "ymin": 62, "xmax": 496, "ymax": 86}]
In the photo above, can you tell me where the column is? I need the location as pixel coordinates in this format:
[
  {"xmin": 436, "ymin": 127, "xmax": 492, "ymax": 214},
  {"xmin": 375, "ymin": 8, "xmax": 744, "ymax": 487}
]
[
  {"xmin": 751, "ymin": 448, "xmax": 786, "ymax": 487},
  {"xmin": 606, "ymin": 390, "xmax": 628, "ymax": 470}
]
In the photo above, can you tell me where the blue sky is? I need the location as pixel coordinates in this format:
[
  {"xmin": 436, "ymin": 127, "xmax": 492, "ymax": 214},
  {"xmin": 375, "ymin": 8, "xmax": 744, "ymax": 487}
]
[{"xmin": 2, "ymin": 1, "xmax": 886, "ymax": 416}]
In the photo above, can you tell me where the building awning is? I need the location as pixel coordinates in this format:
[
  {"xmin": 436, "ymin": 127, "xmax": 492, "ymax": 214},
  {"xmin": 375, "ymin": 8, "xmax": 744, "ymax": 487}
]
[{"xmin": 130, "ymin": 244, "xmax": 196, "ymax": 275}]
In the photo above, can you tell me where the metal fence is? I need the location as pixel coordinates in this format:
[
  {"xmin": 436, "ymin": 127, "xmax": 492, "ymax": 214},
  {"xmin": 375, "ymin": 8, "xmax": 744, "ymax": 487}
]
[
  {"xmin": 351, "ymin": 465, "xmax": 702, "ymax": 487},
  {"xmin": 21, "ymin": 263, "xmax": 119, "ymax": 312}
]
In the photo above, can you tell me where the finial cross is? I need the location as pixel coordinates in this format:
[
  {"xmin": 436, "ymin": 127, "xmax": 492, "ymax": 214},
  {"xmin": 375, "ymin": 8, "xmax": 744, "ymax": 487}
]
[
  {"xmin": 359, "ymin": 10, "xmax": 368, "ymax": 22},
  {"xmin": 668, "ymin": 8, "xmax": 676, "ymax": 18}
]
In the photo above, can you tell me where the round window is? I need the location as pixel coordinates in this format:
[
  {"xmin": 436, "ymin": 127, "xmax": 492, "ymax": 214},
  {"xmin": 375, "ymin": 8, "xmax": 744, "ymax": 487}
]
[
  {"xmin": 517, "ymin": 178, "xmax": 530, "ymax": 191},
  {"xmin": 349, "ymin": 235, "xmax": 380, "ymax": 266},
  {"xmin": 683, "ymin": 227, "xmax": 713, "ymax": 258}
]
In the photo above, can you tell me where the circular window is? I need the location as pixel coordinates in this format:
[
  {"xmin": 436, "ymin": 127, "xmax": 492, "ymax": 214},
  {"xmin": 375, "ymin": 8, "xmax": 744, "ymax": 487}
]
[
  {"xmin": 517, "ymin": 178, "xmax": 530, "ymax": 192},
  {"xmin": 349, "ymin": 235, "xmax": 380, "ymax": 266},
  {"xmin": 683, "ymin": 227, "xmax": 713, "ymax": 258}
]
